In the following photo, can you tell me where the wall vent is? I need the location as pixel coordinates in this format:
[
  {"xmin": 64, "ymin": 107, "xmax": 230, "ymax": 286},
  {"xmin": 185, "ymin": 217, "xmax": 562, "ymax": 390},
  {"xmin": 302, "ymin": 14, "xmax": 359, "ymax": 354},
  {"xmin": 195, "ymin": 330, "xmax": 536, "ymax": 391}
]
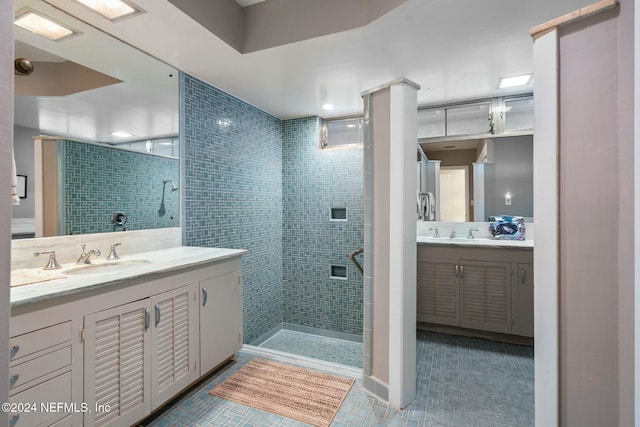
[
  {"xmin": 330, "ymin": 207, "xmax": 347, "ymax": 221},
  {"xmin": 330, "ymin": 265, "xmax": 347, "ymax": 279}
]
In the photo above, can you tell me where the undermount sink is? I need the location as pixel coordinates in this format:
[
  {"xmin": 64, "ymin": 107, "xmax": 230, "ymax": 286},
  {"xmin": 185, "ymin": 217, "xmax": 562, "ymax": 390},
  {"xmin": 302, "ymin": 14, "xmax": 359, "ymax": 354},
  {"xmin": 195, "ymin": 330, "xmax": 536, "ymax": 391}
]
[{"xmin": 64, "ymin": 259, "xmax": 152, "ymax": 275}]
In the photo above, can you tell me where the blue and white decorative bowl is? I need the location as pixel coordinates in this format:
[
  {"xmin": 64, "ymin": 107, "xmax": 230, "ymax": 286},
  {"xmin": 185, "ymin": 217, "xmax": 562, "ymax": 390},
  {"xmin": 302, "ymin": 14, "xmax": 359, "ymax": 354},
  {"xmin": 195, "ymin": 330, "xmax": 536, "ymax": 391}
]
[{"xmin": 488, "ymin": 215, "xmax": 526, "ymax": 240}]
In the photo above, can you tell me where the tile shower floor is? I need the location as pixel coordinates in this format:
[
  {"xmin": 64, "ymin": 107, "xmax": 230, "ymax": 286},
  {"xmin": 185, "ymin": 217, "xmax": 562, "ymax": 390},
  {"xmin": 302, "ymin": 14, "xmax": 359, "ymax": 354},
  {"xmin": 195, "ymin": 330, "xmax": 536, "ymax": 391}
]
[
  {"xmin": 258, "ymin": 329, "xmax": 363, "ymax": 368},
  {"xmin": 145, "ymin": 330, "xmax": 534, "ymax": 427}
]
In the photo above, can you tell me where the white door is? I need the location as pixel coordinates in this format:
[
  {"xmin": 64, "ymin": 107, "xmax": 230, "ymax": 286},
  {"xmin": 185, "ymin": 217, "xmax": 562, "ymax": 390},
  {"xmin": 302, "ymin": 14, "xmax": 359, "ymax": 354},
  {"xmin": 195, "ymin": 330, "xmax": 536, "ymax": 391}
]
[
  {"xmin": 150, "ymin": 284, "xmax": 199, "ymax": 410},
  {"xmin": 439, "ymin": 166, "xmax": 469, "ymax": 222},
  {"xmin": 84, "ymin": 299, "xmax": 151, "ymax": 427},
  {"xmin": 199, "ymin": 266, "xmax": 242, "ymax": 375}
]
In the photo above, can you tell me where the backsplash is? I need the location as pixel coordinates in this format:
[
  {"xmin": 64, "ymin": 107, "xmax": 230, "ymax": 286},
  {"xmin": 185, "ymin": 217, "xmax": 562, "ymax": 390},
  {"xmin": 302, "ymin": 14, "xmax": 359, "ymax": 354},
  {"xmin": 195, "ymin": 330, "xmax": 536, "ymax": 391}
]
[
  {"xmin": 11, "ymin": 227, "xmax": 181, "ymax": 270},
  {"xmin": 282, "ymin": 117, "xmax": 363, "ymax": 336},
  {"xmin": 60, "ymin": 139, "xmax": 179, "ymax": 234},
  {"xmin": 181, "ymin": 72, "xmax": 283, "ymax": 344}
]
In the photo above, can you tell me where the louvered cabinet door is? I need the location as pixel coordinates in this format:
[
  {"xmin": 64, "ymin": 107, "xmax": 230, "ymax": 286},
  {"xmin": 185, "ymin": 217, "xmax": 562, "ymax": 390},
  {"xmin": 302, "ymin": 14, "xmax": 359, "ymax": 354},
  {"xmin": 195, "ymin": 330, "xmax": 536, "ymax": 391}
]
[
  {"xmin": 459, "ymin": 260, "xmax": 512, "ymax": 334},
  {"xmin": 83, "ymin": 299, "xmax": 151, "ymax": 427},
  {"xmin": 417, "ymin": 258, "xmax": 460, "ymax": 326},
  {"xmin": 150, "ymin": 284, "xmax": 199, "ymax": 410},
  {"xmin": 199, "ymin": 267, "xmax": 242, "ymax": 375}
]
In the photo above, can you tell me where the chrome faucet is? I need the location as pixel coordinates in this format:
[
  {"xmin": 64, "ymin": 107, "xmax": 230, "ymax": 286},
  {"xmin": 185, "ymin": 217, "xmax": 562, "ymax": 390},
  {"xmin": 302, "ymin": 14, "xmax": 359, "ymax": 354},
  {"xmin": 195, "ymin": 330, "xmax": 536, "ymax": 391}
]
[
  {"xmin": 106, "ymin": 243, "xmax": 121, "ymax": 260},
  {"xmin": 467, "ymin": 228, "xmax": 479, "ymax": 239},
  {"xmin": 429, "ymin": 227, "xmax": 440, "ymax": 238},
  {"xmin": 33, "ymin": 251, "xmax": 61, "ymax": 270},
  {"xmin": 77, "ymin": 244, "xmax": 101, "ymax": 264},
  {"xmin": 449, "ymin": 229, "xmax": 457, "ymax": 239}
]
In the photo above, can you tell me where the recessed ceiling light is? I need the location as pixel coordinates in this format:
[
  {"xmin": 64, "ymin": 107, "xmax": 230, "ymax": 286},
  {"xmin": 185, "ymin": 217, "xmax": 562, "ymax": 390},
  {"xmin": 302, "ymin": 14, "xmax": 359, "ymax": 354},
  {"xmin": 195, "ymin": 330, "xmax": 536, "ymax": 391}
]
[
  {"xmin": 498, "ymin": 74, "xmax": 533, "ymax": 89},
  {"xmin": 72, "ymin": 0, "xmax": 143, "ymax": 21},
  {"xmin": 111, "ymin": 131, "xmax": 133, "ymax": 137},
  {"xmin": 14, "ymin": 9, "xmax": 78, "ymax": 41},
  {"xmin": 322, "ymin": 103, "xmax": 334, "ymax": 111}
]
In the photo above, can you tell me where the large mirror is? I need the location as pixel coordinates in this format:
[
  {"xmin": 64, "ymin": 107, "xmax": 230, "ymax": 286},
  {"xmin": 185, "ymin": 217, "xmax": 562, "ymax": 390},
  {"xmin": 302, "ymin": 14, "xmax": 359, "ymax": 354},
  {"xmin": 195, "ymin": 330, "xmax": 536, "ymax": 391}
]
[
  {"xmin": 418, "ymin": 134, "xmax": 533, "ymax": 223},
  {"xmin": 11, "ymin": 0, "xmax": 179, "ymax": 238}
]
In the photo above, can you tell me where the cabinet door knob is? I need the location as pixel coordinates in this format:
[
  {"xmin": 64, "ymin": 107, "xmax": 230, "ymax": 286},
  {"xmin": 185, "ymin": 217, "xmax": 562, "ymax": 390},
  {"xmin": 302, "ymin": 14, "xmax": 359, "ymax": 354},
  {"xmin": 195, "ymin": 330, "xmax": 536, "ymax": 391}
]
[
  {"xmin": 9, "ymin": 373, "xmax": 19, "ymax": 388},
  {"xmin": 521, "ymin": 269, "xmax": 526, "ymax": 284},
  {"xmin": 155, "ymin": 304, "xmax": 161, "ymax": 326},
  {"xmin": 9, "ymin": 345, "xmax": 19, "ymax": 360},
  {"xmin": 202, "ymin": 288, "xmax": 208, "ymax": 307}
]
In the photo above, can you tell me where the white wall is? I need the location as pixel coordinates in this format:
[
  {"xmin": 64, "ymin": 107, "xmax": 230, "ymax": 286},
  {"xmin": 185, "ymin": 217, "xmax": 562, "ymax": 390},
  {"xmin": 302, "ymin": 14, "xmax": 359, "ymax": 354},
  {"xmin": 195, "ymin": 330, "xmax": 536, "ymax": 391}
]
[
  {"xmin": 0, "ymin": 0, "xmax": 13, "ymax": 424},
  {"xmin": 557, "ymin": 3, "xmax": 634, "ymax": 425},
  {"xmin": 12, "ymin": 125, "xmax": 37, "ymax": 219}
]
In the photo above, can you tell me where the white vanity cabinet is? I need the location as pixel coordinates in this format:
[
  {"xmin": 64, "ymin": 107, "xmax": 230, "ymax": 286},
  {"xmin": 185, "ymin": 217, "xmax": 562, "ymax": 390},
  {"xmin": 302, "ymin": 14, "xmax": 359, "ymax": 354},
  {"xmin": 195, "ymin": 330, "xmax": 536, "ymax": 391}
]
[
  {"xmin": 417, "ymin": 244, "xmax": 533, "ymax": 337},
  {"xmin": 8, "ymin": 322, "xmax": 74, "ymax": 427},
  {"xmin": 83, "ymin": 299, "xmax": 151, "ymax": 427},
  {"xmin": 199, "ymin": 265, "xmax": 242, "ymax": 376},
  {"xmin": 83, "ymin": 284, "xmax": 199, "ymax": 426},
  {"xmin": 150, "ymin": 284, "xmax": 199, "ymax": 410},
  {"xmin": 9, "ymin": 249, "xmax": 244, "ymax": 427}
]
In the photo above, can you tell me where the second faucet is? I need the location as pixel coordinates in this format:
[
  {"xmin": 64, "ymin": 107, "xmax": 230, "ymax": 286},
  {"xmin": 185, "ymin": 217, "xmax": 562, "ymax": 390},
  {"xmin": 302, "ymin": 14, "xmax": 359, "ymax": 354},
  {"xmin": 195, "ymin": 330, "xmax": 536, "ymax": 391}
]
[{"xmin": 77, "ymin": 243, "xmax": 101, "ymax": 264}]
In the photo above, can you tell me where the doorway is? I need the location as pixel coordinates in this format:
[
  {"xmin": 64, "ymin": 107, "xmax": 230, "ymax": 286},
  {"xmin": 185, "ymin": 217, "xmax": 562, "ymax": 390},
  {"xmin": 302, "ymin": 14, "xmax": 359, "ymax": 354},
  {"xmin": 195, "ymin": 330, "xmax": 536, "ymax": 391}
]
[{"xmin": 439, "ymin": 166, "xmax": 469, "ymax": 222}]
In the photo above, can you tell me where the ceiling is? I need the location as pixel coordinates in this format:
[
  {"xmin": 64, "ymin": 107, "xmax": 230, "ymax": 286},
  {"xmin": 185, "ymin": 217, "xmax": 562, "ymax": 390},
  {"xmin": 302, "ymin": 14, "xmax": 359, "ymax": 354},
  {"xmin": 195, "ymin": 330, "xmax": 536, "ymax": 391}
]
[{"xmin": 13, "ymin": 0, "xmax": 595, "ymax": 142}]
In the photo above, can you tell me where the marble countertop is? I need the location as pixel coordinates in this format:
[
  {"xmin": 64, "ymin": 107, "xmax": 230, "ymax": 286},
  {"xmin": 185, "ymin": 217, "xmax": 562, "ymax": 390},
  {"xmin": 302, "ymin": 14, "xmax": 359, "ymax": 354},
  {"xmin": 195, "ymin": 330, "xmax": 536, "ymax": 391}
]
[
  {"xmin": 10, "ymin": 246, "xmax": 247, "ymax": 308},
  {"xmin": 417, "ymin": 236, "xmax": 533, "ymax": 249}
]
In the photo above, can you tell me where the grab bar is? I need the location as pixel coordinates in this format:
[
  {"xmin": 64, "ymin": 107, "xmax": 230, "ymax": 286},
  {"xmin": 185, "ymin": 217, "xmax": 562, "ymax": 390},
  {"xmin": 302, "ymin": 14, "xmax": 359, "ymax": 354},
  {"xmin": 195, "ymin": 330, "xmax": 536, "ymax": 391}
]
[{"xmin": 348, "ymin": 248, "xmax": 364, "ymax": 275}]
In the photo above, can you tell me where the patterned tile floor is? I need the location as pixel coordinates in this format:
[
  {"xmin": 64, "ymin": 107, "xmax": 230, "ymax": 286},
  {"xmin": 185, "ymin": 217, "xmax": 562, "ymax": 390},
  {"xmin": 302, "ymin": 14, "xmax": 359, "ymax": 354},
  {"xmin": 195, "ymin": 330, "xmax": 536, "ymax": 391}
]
[
  {"xmin": 145, "ymin": 330, "xmax": 534, "ymax": 427},
  {"xmin": 258, "ymin": 329, "xmax": 363, "ymax": 368}
]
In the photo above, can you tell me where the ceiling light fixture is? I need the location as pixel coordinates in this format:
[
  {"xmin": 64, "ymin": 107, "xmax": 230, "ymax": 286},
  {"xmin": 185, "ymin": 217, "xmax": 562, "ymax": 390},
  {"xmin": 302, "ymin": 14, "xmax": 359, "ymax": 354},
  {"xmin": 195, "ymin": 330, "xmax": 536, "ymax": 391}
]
[
  {"xmin": 111, "ymin": 131, "xmax": 133, "ymax": 137},
  {"xmin": 322, "ymin": 103, "xmax": 334, "ymax": 111},
  {"xmin": 498, "ymin": 74, "xmax": 533, "ymax": 89},
  {"xmin": 14, "ymin": 9, "xmax": 78, "ymax": 41},
  {"xmin": 72, "ymin": 0, "xmax": 143, "ymax": 21}
]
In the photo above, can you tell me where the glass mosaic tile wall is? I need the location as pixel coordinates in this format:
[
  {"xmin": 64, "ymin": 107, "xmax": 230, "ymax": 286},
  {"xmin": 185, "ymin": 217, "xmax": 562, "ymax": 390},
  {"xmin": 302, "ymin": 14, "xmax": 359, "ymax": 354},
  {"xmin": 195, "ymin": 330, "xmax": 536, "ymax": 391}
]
[
  {"xmin": 181, "ymin": 73, "xmax": 283, "ymax": 344},
  {"xmin": 281, "ymin": 117, "xmax": 364, "ymax": 336},
  {"xmin": 60, "ymin": 139, "xmax": 179, "ymax": 235}
]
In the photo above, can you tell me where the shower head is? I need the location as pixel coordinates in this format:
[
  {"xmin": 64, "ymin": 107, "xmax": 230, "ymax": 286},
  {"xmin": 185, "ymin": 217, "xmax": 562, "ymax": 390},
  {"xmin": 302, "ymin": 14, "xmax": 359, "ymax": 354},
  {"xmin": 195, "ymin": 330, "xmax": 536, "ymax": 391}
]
[{"xmin": 162, "ymin": 179, "xmax": 179, "ymax": 191}]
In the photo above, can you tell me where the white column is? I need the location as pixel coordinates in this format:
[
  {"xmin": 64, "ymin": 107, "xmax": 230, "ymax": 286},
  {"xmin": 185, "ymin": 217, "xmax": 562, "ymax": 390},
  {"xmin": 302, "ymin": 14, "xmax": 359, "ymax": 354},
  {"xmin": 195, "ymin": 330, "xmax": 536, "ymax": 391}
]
[
  {"xmin": 0, "ymin": 0, "xmax": 13, "ymax": 423},
  {"xmin": 635, "ymin": 1, "xmax": 640, "ymax": 425},
  {"xmin": 361, "ymin": 78, "xmax": 419, "ymax": 409},
  {"xmin": 533, "ymin": 29, "xmax": 559, "ymax": 427}
]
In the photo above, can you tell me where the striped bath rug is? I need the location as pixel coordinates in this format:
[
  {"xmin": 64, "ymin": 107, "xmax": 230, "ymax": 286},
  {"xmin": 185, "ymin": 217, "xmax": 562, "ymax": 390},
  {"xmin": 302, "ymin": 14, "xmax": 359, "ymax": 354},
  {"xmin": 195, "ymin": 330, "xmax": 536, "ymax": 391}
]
[{"xmin": 209, "ymin": 358, "xmax": 355, "ymax": 427}]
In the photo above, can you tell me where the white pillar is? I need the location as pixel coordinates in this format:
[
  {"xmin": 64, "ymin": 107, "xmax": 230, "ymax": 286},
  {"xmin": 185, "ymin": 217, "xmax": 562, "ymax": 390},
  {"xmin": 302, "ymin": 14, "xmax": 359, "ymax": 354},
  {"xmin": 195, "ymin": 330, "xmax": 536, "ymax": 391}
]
[
  {"xmin": 532, "ymin": 29, "xmax": 559, "ymax": 427},
  {"xmin": 0, "ymin": 0, "xmax": 13, "ymax": 424},
  {"xmin": 361, "ymin": 78, "xmax": 419, "ymax": 409}
]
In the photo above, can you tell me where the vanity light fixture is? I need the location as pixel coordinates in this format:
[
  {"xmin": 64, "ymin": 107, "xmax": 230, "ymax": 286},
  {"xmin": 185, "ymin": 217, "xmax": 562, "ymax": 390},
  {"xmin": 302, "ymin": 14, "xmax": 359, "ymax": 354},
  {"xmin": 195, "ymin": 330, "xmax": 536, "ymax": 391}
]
[
  {"xmin": 71, "ymin": 0, "xmax": 144, "ymax": 21},
  {"xmin": 322, "ymin": 103, "xmax": 334, "ymax": 111},
  {"xmin": 111, "ymin": 131, "xmax": 133, "ymax": 137},
  {"xmin": 14, "ymin": 9, "xmax": 78, "ymax": 41},
  {"xmin": 498, "ymin": 74, "xmax": 533, "ymax": 89}
]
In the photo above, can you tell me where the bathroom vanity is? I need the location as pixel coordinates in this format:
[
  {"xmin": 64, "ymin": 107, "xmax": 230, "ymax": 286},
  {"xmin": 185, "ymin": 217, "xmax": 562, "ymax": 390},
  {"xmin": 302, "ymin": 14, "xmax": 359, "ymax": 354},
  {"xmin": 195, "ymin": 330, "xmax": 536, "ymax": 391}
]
[
  {"xmin": 8, "ymin": 246, "xmax": 245, "ymax": 427},
  {"xmin": 417, "ymin": 237, "xmax": 533, "ymax": 338}
]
